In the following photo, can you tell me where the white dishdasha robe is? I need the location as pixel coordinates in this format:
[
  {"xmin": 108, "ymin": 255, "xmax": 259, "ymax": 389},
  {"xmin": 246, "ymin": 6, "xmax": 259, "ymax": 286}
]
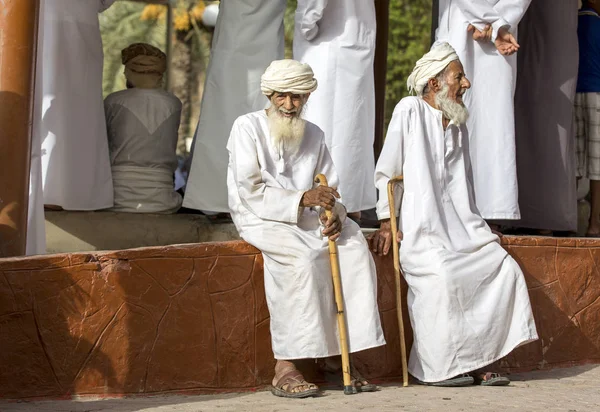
[
  {"xmin": 375, "ymin": 97, "xmax": 538, "ymax": 382},
  {"xmin": 436, "ymin": 0, "xmax": 531, "ymax": 220},
  {"xmin": 39, "ymin": 0, "xmax": 115, "ymax": 210},
  {"xmin": 293, "ymin": 0, "xmax": 377, "ymax": 213},
  {"xmin": 227, "ymin": 110, "xmax": 385, "ymax": 359},
  {"xmin": 184, "ymin": 0, "xmax": 286, "ymax": 213}
]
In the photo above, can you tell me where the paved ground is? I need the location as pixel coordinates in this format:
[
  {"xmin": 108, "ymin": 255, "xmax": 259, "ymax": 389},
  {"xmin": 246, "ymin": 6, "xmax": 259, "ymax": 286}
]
[{"xmin": 1, "ymin": 365, "xmax": 598, "ymax": 412}]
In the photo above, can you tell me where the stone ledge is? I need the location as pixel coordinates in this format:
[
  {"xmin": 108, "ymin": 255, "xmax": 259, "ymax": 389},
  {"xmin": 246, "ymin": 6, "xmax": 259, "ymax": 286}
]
[
  {"xmin": 45, "ymin": 211, "xmax": 240, "ymax": 254},
  {"xmin": 0, "ymin": 238, "xmax": 599, "ymax": 399}
]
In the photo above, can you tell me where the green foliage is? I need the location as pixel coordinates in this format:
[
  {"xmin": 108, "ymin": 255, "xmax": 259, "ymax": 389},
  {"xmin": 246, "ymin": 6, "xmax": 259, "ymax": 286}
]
[
  {"xmin": 100, "ymin": 2, "xmax": 166, "ymax": 97},
  {"xmin": 385, "ymin": 0, "xmax": 432, "ymax": 126}
]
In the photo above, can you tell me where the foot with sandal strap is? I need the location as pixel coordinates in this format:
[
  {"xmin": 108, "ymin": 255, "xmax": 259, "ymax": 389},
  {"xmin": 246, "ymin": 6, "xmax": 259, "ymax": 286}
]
[
  {"xmin": 271, "ymin": 360, "xmax": 320, "ymax": 398},
  {"xmin": 318, "ymin": 357, "xmax": 378, "ymax": 392},
  {"xmin": 418, "ymin": 370, "xmax": 510, "ymax": 387}
]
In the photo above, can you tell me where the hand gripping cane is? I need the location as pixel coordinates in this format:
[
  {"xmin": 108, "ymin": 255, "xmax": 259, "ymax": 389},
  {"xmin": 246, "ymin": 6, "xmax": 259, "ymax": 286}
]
[
  {"xmin": 314, "ymin": 174, "xmax": 356, "ymax": 395},
  {"xmin": 387, "ymin": 176, "xmax": 409, "ymax": 387}
]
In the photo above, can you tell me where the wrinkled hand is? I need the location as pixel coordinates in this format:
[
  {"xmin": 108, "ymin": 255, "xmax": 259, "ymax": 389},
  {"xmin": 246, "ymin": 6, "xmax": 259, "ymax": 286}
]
[
  {"xmin": 320, "ymin": 210, "xmax": 342, "ymax": 241},
  {"xmin": 494, "ymin": 27, "xmax": 519, "ymax": 56},
  {"xmin": 368, "ymin": 220, "xmax": 403, "ymax": 256},
  {"xmin": 300, "ymin": 186, "xmax": 340, "ymax": 210},
  {"xmin": 467, "ymin": 23, "xmax": 492, "ymax": 42}
]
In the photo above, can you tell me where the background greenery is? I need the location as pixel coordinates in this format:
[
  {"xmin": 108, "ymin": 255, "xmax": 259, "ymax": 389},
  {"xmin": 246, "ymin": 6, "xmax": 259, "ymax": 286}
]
[{"xmin": 100, "ymin": 0, "xmax": 432, "ymax": 154}]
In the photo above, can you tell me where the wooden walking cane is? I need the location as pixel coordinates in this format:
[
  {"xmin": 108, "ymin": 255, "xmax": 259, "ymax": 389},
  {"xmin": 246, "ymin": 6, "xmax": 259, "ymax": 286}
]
[
  {"xmin": 387, "ymin": 176, "xmax": 409, "ymax": 387},
  {"xmin": 314, "ymin": 173, "xmax": 356, "ymax": 395}
]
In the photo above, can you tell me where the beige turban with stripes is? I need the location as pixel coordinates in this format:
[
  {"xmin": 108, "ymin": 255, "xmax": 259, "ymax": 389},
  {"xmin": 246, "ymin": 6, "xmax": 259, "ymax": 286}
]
[
  {"xmin": 122, "ymin": 43, "xmax": 167, "ymax": 89},
  {"xmin": 261, "ymin": 59, "xmax": 318, "ymax": 96},
  {"xmin": 406, "ymin": 42, "xmax": 459, "ymax": 96}
]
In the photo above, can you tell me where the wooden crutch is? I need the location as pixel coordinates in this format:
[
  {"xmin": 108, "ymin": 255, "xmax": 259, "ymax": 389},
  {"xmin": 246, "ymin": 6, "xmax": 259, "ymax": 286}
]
[
  {"xmin": 314, "ymin": 173, "xmax": 356, "ymax": 395},
  {"xmin": 387, "ymin": 176, "xmax": 409, "ymax": 387}
]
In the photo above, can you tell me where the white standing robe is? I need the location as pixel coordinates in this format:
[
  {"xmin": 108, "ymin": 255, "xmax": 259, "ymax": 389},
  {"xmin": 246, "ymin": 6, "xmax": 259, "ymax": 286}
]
[
  {"xmin": 39, "ymin": 0, "xmax": 114, "ymax": 210},
  {"xmin": 183, "ymin": 0, "xmax": 286, "ymax": 213},
  {"xmin": 375, "ymin": 97, "xmax": 538, "ymax": 382},
  {"xmin": 104, "ymin": 88, "xmax": 183, "ymax": 214},
  {"xmin": 293, "ymin": 0, "xmax": 377, "ymax": 213},
  {"xmin": 227, "ymin": 111, "xmax": 385, "ymax": 359},
  {"xmin": 27, "ymin": 0, "xmax": 47, "ymax": 256},
  {"xmin": 436, "ymin": 0, "xmax": 531, "ymax": 220}
]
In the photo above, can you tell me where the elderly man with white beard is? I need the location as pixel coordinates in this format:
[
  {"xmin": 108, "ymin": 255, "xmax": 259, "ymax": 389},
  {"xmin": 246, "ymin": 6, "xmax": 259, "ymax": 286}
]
[
  {"xmin": 370, "ymin": 43, "xmax": 538, "ymax": 387},
  {"xmin": 227, "ymin": 59, "xmax": 385, "ymax": 398}
]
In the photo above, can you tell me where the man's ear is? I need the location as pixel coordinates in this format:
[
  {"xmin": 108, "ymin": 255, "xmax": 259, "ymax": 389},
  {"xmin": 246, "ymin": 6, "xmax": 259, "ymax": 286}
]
[{"xmin": 428, "ymin": 77, "xmax": 440, "ymax": 93}]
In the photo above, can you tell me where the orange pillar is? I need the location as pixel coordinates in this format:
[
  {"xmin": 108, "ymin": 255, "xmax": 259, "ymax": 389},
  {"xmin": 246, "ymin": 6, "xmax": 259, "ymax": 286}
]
[
  {"xmin": 373, "ymin": 0, "xmax": 390, "ymax": 162},
  {"xmin": 0, "ymin": 0, "xmax": 40, "ymax": 257}
]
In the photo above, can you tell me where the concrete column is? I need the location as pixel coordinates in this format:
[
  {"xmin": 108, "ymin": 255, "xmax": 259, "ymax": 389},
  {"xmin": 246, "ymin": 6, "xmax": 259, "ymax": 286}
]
[
  {"xmin": 373, "ymin": 0, "xmax": 390, "ymax": 162},
  {"xmin": 0, "ymin": 0, "xmax": 40, "ymax": 257}
]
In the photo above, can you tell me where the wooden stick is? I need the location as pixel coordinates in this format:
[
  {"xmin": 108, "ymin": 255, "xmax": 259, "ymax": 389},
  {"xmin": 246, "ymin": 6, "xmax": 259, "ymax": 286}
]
[
  {"xmin": 387, "ymin": 176, "xmax": 409, "ymax": 387},
  {"xmin": 314, "ymin": 173, "xmax": 356, "ymax": 395}
]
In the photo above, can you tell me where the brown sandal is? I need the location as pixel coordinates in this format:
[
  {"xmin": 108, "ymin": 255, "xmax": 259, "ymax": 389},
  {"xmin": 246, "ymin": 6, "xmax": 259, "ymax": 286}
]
[{"xmin": 271, "ymin": 369, "xmax": 320, "ymax": 398}]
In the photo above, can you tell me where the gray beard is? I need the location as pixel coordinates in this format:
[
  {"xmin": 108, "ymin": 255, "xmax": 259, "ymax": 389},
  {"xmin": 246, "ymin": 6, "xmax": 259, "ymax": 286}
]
[
  {"xmin": 435, "ymin": 82, "xmax": 469, "ymax": 125},
  {"xmin": 267, "ymin": 106, "xmax": 306, "ymax": 155}
]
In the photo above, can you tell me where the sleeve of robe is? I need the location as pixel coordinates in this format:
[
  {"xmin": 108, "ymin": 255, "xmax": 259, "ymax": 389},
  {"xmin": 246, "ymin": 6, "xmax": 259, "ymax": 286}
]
[
  {"xmin": 296, "ymin": 0, "xmax": 329, "ymax": 41},
  {"xmin": 228, "ymin": 118, "xmax": 306, "ymax": 224},
  {"xmin": 492, "ymin": 0, "xmax": 532, "ymax": 28},
  {"xmin": 374, "ymin": 101, "xmax": 411, "ymax": 221},
  {"xmin": 453, "ymin": 0, "xmax": 525, "ymax": 41}
]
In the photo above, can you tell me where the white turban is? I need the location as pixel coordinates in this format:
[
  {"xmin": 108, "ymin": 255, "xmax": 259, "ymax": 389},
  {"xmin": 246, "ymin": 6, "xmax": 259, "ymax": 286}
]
[
  {"xmin": 406, "ymin": 42, "xmax": 459, "ymax": 96},
  {"xmin": 260, "ymin": 59, "xmax": 318, "ymax": 96}
]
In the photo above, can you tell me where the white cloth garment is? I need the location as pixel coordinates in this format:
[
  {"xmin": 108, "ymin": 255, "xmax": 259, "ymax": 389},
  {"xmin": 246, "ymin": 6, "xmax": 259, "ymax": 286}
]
[
  {"xmin": 26, "ymin": 0, "xmax": 47, "ymax": 256},
  {"xmin": 184, "ymin": 0, "xmax": 287, "ymax": 213},
  {"xmin": 227, "ymin": 110, "xmax": 385, "ymax": 359},
  {"xmin": 436, "ymin": 0, "xmax": 531, "ymax": 220},
  {"xmin": 104, "ymin": 88, "xmax": 182, "ymax": 214},
  {"xmin": 293, "ymin": 0, "xmax": 377, "ymax": 213},
  {"xmin": 375, "ymin": 97, "xmax": 538, "ymax": 382},
  {"xmin": 39, "ymin": 0, "xmax": 114, "ymax": 210}
]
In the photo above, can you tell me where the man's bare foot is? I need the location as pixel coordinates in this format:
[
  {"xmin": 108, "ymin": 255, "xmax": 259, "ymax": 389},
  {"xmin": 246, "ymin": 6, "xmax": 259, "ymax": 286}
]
[
  {"xmin": 271, "ymin": 360, "xmax": 319, "ymax": 398},
  {"xmin": 471, "ymin": 371, "xmax": 510, "ymax": 386}
]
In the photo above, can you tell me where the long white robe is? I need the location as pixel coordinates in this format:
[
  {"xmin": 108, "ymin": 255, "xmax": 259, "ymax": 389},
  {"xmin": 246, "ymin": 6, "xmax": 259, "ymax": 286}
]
[
  {"xmin": 436, "ymin": 0, "xmax": 531, "ymax": 220},
  {"xmin": 39, "ymin": 0, "xmax": 114, "ymax": 210},
  {"xmin": 293, "ymin": 0, "xmax": 377, "ymax": 213},
  {"xmin": 227, "ymin": 111, "xmax": 385, "ymax": 359},
  {"xmin": 104, "ymin": 88, "xmax": 183, "ymax": 214},
  {"xmin": 183, "ymin": 0, "xmax": 286, "ymax": 213},
  {"xmin": 510, "ymin": 0, "xmax": 579, "ymax": 231},
  {"xmin": 27, "ymin": 0, "xmax": 47, "ymax": 256},
  {"xmin": 375, "ymin": 97, "xmax": 538, "ymax": 382}
]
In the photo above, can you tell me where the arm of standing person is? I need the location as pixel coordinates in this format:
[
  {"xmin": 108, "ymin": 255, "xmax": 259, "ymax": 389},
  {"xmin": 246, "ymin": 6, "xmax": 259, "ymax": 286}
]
[{"xmin": 295, "ymin": 0, "xmax": 329, "ymax": 41}]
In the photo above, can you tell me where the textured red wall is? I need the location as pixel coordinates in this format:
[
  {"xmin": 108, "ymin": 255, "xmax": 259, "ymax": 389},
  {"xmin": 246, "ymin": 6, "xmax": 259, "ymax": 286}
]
[{"xmin": 0, "ymin": 237, "xmax": 598, "ymax": 399}]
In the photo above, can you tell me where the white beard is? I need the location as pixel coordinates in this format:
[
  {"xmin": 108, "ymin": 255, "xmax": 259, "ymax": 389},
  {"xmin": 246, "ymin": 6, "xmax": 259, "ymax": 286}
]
[
  {"xmin": 435, "ymin": 82, "xmax": 469, "ymax": 125},
  {"xmin": 267, "ymin": 106, "xmax": 306, "ymax": 155}
]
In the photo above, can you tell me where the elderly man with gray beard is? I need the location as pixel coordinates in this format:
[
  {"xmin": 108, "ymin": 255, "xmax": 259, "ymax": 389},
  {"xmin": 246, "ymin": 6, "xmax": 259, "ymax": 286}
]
[
  {"xmin": 226, "ymin": 59, "xmax": 385, "ymax": 398},
  {"xmin": 370, "ymin": 43, "xmax": 538, "ymax": 387}
]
